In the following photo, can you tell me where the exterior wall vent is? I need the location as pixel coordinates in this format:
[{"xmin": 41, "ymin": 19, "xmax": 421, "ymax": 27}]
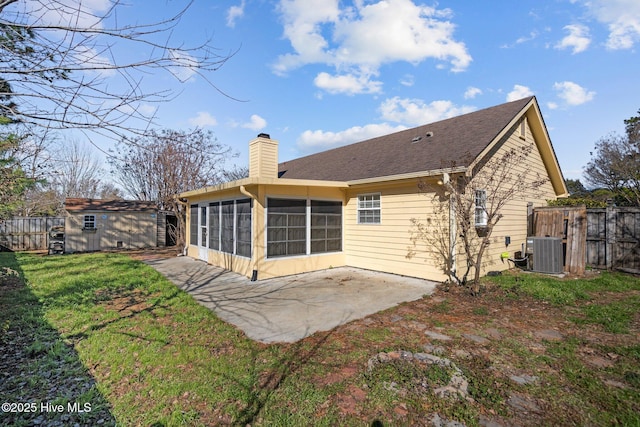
[
  {"xmin": 411, "ymin": 136, "xmax": 422, "ymax": 143},
  {"xmin": 426, "ymin": 131, "xmax": 434, "ymax": 138}
]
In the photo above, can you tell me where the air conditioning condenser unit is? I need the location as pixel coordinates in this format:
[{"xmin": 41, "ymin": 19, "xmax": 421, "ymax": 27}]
[{"xmin": 525, "ymin": 237, "xmax": 564, "ymax": 274}]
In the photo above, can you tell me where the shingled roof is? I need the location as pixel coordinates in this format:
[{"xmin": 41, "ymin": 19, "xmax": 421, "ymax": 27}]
[
  {"xmin": 278, "ymin": 96, "xmax": 534, "ymax": 182},
  {"xmin": 65, "ymin": 198, "xmax": 157, "ymax": 212}
]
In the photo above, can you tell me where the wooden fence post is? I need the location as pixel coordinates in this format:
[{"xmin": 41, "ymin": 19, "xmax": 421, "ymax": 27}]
[{"xmin": 605, "ymin": 205, "xmax": 616, "ymax": 270}]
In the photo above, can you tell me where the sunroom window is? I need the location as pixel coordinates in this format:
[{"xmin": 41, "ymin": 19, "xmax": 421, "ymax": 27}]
[
  {"xmin": 236, "ymin": 199, "xmax": 252, "ymax": 257},
  {"xmin": 189, "ymin": 205, "xmax": 198, "ymax": 244},
  {"xmin": 221, "ymin": 201, "xmax": 234, "ymax": 254},
  {"xmin": 267, "ymin": 198, "xmax": 307, "ymax": 257},
  {"xmin": 311, "ymin": 201, "xmax": 342, "ymax": 254},
  {"xmin": 205, "ymin": 199, "xmax": 251, "ymax": 257},
  {"xmin": 208, "ymin": 202, "xmax": 220, "ymax": 250}
]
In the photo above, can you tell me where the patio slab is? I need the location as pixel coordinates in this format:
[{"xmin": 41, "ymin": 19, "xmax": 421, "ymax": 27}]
[{"xmin": 145, "ymin": 256, "xmax": 437, "ymax": 343}]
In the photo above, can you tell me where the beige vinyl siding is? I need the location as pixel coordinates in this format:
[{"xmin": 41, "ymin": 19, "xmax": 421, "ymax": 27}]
[
  {"xmin": 345, "ymin": 180, "xmax": 449, "ymax": 282},
  {"xmin": 470, "ymin": 118, "xmax": 557, "ymax": 276}
]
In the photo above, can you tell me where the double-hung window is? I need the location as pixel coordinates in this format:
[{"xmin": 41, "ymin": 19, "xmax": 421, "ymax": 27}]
[
  {"xmin": 357, "ymin": 194, "xmax": 381, "ymax": 224},
  {"xmin": 474, "ymin": 189, "xmax": 488, "ymax": 226}
]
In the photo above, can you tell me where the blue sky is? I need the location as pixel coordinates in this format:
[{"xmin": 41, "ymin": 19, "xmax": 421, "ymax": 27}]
[{"xmin": 26, "ymin": 0, "xmax": 640, "ymax": 184}]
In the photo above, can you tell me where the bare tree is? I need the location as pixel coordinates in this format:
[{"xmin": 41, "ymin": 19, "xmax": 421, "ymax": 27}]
[
  {"xmin": 110, "ymin": 128, "xmax": 234, "ymax": 248},
  {"xmin": 408, "ymin": 143, "xmax": 548, "ymax": 294},
  {"xmin": 0, "ymin": 0, "xmax": 234, "ymax": 138},
  {"xmin": 51, "ymin": 138, "xmax": 106, "ymax": 199},
  {"xmin": 585, "ymin": 135, "xmax": 640, "ymax": 207},
  {"xmin": 221, "ymin": 165, "xmax": 249, "ymax": 182}
]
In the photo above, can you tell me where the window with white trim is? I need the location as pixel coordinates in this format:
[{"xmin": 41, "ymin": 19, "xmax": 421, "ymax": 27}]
[
  {"xmin": 357, "ymin": 193, "xmax": 381, "ymax": 224},
  {"xmin": 83, "ymin": 215, "xmax": 96, "ymax": 229},
  {"xmin": 474, "ymin": 189, "xmax": 487, "ymax": 226}
]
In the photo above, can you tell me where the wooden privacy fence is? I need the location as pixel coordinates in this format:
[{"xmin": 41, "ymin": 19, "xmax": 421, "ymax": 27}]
[
  {"xmin": 0, "ymin": 217, "xmax": 66, "ymax": 251},
  {"xmin": 586, "ymin": 207, "xmax": 640, "ymax": 272},
  {"xmin": 533, "ymin": 206, "xmax": 640, "ymax": 274},
  {"xmin": 533, "ymin": 206, "xmax": 587, "ymax": 275}
]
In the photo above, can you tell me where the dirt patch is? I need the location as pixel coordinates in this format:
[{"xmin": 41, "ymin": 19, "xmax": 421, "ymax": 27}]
[
  {"xmin": 316, "ymin": 363, "xmax": 359, "ymax": 386},
  {"xmin": 299, "ymin": 275, "xmax": 640, "ymax": 425},
  {"xmin": 95, "ymin": 288, "xmax": 154, "ymax": 315}
]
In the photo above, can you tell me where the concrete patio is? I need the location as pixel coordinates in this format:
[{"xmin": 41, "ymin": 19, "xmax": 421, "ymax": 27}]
[{"xmin": 145, "ymin": 256, "xmax": 437, "ymax": 343}]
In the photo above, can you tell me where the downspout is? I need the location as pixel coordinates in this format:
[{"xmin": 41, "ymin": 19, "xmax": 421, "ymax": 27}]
[
  {"xmin": 239, "ymin": 185, "xmax": 256, "ymax": 201},
  {"xmin": 449, "ymin": 185, "xmax": 457, "ymax": 283},
  {"xmin": 239, "ymin": 186, "xmax": 259, "ymax": 281},
  {"xmin": 440, "ymin": 173, "xmax": 457, "ymax": 282}
]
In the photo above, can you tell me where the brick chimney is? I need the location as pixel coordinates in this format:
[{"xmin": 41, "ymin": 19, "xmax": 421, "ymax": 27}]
[{"xmin": 249, "ymin": 133, "xmax": 278, "ymax": 179}]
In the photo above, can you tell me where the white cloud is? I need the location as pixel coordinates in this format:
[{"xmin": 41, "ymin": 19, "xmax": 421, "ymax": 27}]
[
  {"xmin": 506, "ymin": 85, "xmax": 534, "ymax": 102},
  {"xmin": 22, "ymin": 0, "xmax": 111, "ymax": 28},
  {"xmin": 501, "ymin": 30, "xmax": 541, "ymax": 49},
  {"xmin": 274, "ymin": 0, "xmax": 471, "ymax": 94},
  {"xmin": 314, "ymin": 71, "xmax": 382, "ymax": 95},
  {"xmin": 227, "ymin": 1, "xmax": 246, "ymax": 28},
  {"xmin": 297, "ymin": 123, "xmax": 407, "ymax": 152},
  {"xmin": 547, "ymin": 101, "xmax": 559, "ymax": 110},
  {"xmin": 379, "ymin": 97, "xmax": 475, "ymax": 125},
  {"xmin": 464, "ymin": 86, "xmax": 482, "ymax": 99},
  {"xmin": 400, "ymin": 74, "xmax": 415, "ymax": 87},
  {"xmin": 579, "ymin": 0, "xmax": 640, "ymax": 49},
  {"xmin": 555, "ymin": 24, "xmax": 591, "ymax": 54},
  {"xmin": 273, "ymin": 0, "xmax": 340, "ymax": 74},
  {"xmin": 188, "ymin": 112, "xmax": 217, "ymax": 127},
  {"xmin": 553, "ymin": 81, "xmax": 595, "ymax": 106},
  {"xmin": 242, "ymin": 114, "xmax": 267, "ymax": 131},
  {"xmin": 516, "ymin": 31, "xmax": 539, "ymax": 45}
]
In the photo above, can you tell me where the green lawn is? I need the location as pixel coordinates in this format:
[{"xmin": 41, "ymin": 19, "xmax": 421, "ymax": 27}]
[{"xmin": 1, "ymin": 251, "xmax": 639, "ymax": 426}]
